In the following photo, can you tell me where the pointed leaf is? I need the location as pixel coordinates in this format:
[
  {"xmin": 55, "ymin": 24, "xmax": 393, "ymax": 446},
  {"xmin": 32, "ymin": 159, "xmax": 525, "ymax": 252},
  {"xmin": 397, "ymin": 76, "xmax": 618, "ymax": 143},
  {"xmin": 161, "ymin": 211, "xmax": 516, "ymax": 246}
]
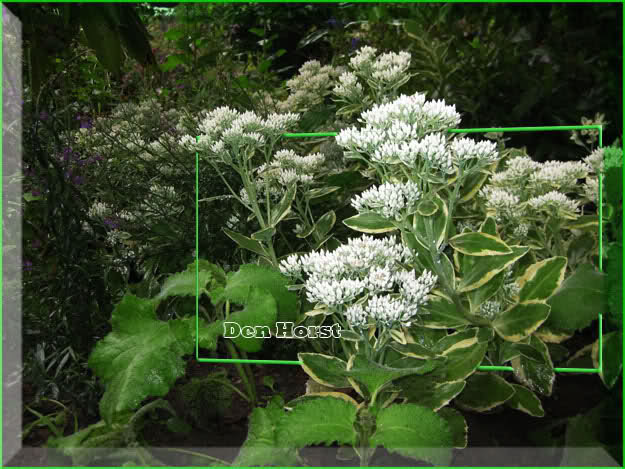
[
  {"xmin": 517, "ymin": 257, "xmax": 567, "ymax": 303},
  {"xmin": 455, "ymin": 373, "xmax": 515, "ymax": 412},
  {"xmin": 493, "ymin": 302, "xmax": 551, "ymax": 342},
  {"xmin": 449, "ymin": 232, "xmax": 512, "ymax": 256},
  {"xmin": 298, "ymin": 353, "xmax": 350, "ymax": 388},
  {"xmin": 511, "ymin": 336, "xmax": 555, "ymax": 396},
  {"xmin": 505, "ymin": 384, "xmax": 545, "ymax": 417},
  {"xmin": 343, "ymin": 212, "xmax": 397, "ymax": 233},
  {"xmin": 223, "ymin": 228, "xmax": 268, "ymax": 257},
  {"xmin": 437, "ymin": 407, "xmax": 468, "ymax": 449}
]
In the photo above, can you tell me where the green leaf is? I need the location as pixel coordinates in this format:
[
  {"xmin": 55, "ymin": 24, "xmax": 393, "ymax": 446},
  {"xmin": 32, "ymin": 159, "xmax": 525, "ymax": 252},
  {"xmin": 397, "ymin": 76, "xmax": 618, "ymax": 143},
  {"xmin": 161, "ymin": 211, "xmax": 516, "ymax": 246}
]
[
  {"xmin": 479, "ymin": 217, "xmax": 497, "ymax": 236},
  {"xmin": 455, "ymin": 373, "xmax": 515, "ymax": 412},
  {"xmin": 434, "ymin": 328, "xmax": 480, "ymax": 355},
  {"xmin": 466, "ymin": 271, "xmax": 504, "ymax": 313},
  {"xmin": 370, "ymin": 404, "xmax": 453, "ymax": 466},
  {"xmin": 153, "ymin": 270, "xmax": 213, "ymax": 305},
  {"xmin": 343, "ymin": 212, "xmax": 397, "ymax": 233},
  {"xmin": 592, "ymin": 331, "xmax": 623, "ymax": 389},
  {"xmin": 88, "ymin": 295, "xmax": 205, "ymax": 423},
  {"xmin": 298, "ymin": 353, "xmax": 350, "ymax": 388},
  {"xmin": 278, "ymin": 396, "xmax": 358, "ymax": 447},
  {"xmin": 271, "ymin": 183, "xmax": 297, "ymax": 226},
  {"xmin": 510, "ymin": 336, "xmax": 555, "ymax": 396},
  {"xmin": 512, "ymin": 343, "xmax": 545, "ymax": 362},
  {"xmin": 346, "ymin": 353, "xmax": 442, "ymax": 403},
  {"xmin": 314, "ymin": 210, "xmax": 336, "ymax": 239},
  {"xmin": 449, "ymin": 232, "xmax": 512, "ymax": 256},
  {"xmin": 493, "ymin": 302, "xmax": 551, "ymax": 342},
  {"xmin": 458, "ymin": 246, "xmax": 529, "ymax": 292},
  {"xmin": 223, "ymin": 287, "xmax": 277, "ymax": 353},
  {"xmin": 437, "ymin": 407, "xmax": 468, "ymax": 449},
  {"xmin": 306, "ymin": 186, "xmax": 341, "ymax": 199},
  {"xmin": 505, "ymin": 384, "xmax": 545, "ymax": 417},
  {"xmin": 164, "ymin": 28, "xmax": 185, "ymax": 41},
  {"xmin": 251, "ymin": 226, "xmax": 276, "ymax": 243},
  {"xmin": 517, "ymin": 257, "xmax": 567, "ymax": 303},
  {"xmin": 80, "ymin": 5, "xmax": 123, "ymax": 77},
  {"xmin": 421, "ymin": 293, "xmax": 471, "ymax": 329},
  {"xmin": 223, "ymin": 228, "xmax": 268, "ymax": 257},
  {"xmin": 444, "ymin": 342, "xmax": 488, "ymax": 382},
  {"xmin": 546, "ymin": 264, "xmax": 606, "ymax": 332},
  {"xmin": 235, "ymin": 396, "xmax": 297, "ymax": 466},
  {"xmin": 606, "ymin": 244, "xmax": 623, "ymax": 326},
  {"xmin": 416, "ymin": 198, "xmax": 438, "ymax": 216},
  {"xmin": 412, "ymin": 193, "xmax": 449, "ymax": 248},
  {"xmin": 216, "ymin": 264, "xmax": 298, "ymax": 323}
]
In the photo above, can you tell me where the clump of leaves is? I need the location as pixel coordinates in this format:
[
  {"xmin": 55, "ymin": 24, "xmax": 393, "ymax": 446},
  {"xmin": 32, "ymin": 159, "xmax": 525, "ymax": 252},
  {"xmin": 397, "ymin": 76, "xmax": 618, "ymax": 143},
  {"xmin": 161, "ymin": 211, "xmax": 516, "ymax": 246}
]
[{"xmin": 179, "ymin": 373, "xmax": 233, "ymax": 429}]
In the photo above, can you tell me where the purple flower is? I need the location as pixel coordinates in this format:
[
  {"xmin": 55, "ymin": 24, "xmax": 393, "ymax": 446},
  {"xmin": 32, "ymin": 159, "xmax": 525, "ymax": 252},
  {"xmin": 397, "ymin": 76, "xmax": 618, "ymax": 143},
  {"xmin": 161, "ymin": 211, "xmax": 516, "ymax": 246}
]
[
  {"xmin": 350, "ymin": 37, "xmax": 361, "ymax": 51},
  {"xmin": 31, "ymin": 189, "xmax": 41, "ymax": 197},
  {"xmin": 327, "ymin": 18, "xmax": 342, "ymax": 29},
  {"xmin": 73, "ymin": 175, "xmax": 84, "ymax": 185},
  {"xmin": 31, "ymin": 239, "xmax": 42, "ymax": 249},
  {"xmin": 39, "ymin": 111, "xmax": 49, "ymax": 121},
  {"xmin": 23, "ymin": 260, "xmax": 33, "ymax": 271},
  {"xmin": 80, "ymin": 119, "xmax": 93, "ymax": 129},
  {"xmin": 94, "ymin": 154, "xmax": 103, "ymax": 162},
  {"xmin": 103, "ymin": 218, "xmax": 119, "ymax": 229}
]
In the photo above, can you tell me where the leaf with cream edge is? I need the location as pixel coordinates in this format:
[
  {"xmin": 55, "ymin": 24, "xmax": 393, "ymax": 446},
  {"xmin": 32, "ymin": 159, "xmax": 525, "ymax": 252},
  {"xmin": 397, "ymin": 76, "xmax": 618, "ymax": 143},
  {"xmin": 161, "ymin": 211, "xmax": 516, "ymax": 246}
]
[
  {"xmin": 370, "ymin": 403, "xmax": 454, "ymax": 466},
  {"xmin": 444, "ymin": 342, "xmax": 489, "ymax": 382},
  {"xmin": 314, "ymin": 210, "xmax": 336, "ymax": 239},
  {"xmin": 343, "ymin": 212, "xmax": 398, "ymax": 233},
  {"xmin": 511, "ymin": 335, "xmax": 555, "ymax": 396},
  {"xmin": 298, "ymin": 353, "xmax": 351, "ymax": 388},
  {"xmin": 397, "ymin": 374, "xmax": 466, "ymax": 411},
  {"xmin": 458, "ymin": 246, "xmax": 529, "ymax": 292},
  {"xmin": 438, "ymin": 407, "xmax": 468, "ymax": 449},
  {"xmin": 517, "ymin": 257, "xmax": 567, "ymax": 303},
  {"xmin": 592, "ymin": 331, "xmax": 623, "ymax": 389},
  {"xmin": 455, "ymin": 373, "xmax": 515, "ymax": 412},
  {"xmin": 420, "ymin": 293, "xmax": 471, "ymax": 329},
  {"xmin": 505, "ymin": 384, "xmax": 545, "ymax": 417},
  {"xmin": 412, "ymin": 193, "xmax": 449, "ymax": 249},
  {"xmin": 492, "ymin": 302, "xmax": 551, "ymax": 342},
  {"xmin": 270, "ymin": 182, "xmax": 297, "ymax": 226},
  {"xmin": 449, "ymin": 232, "xmax": 513, "ymax": 256}
]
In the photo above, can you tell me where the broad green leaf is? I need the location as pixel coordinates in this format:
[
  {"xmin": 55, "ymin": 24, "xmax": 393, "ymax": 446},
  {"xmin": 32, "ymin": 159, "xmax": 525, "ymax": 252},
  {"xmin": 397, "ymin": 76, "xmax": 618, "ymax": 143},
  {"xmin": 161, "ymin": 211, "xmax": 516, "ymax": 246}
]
[
  {"xmin": 234, "ymin": 396, "xmax": 297, "ymax": 466},
  {"xmin": 512, "ymin": 343, "xmax": 544, "ymax": 362},
  {"xmin": 223, "ymin": 288, "xmax": 277, "ymax": 353},
  {"xmin": 435, "ymin": 328, "xmax": 479, "ymax": 355},
  {"xmin": 437, "ymin": 407, "xmax": 468, "ymax": 449},
  {"xmin": 88, "ymin": 295, "xmax": 206, "ymax": 423},
  {"xmin": 505, "ymin": 384, "xmax": 545, "ymax": 417},
  {"xmin": 298, "ymin": 353, "xmax": 350, "ymax": 388},
  {"xmin": 546, "ymin": 264, "xmax": 606, "ymax": 331},
  {"xmin": 458, "ymin": 246, "xmax": 529, "ymax": 292},
  {"xmin": 223, "ymin": 228, "xmax": 267, "ymax": 257},
  {"xmin": 390, "ymin": 342, "xmax": 437, "ymax": 359},
  {"xmin": 271, "ymin": 183, "xmax": 297, "ymax": 226},
  {"xmin": 517, "ymin": 257, "xmax": 567, "ymax": 303},
  {"xmin": 153, "ymin": 270, "xmax": 213, "ymax": 305},
  {"xmin": 314, "ymin": 210, "xmax": 336, "ymax": 239},
  {"xmin": 449, "ymin": 232, "xmax": 512, "ymax": 256},
  {"xmin": 343, "ymin": 212, "xmax": 397, "ymax": 233},
  {"xmin": 493, "ymin": 302, "xmax": 551, "ymax": 342},
  {"xmin": 455, "ymin": 373, "xmax": 515, "ymax": 412},
  {"xmin": 277, "ymin": 396, "xmax": 358, "ymax": 447},
  {"xmin": 459, "ymin": 169, "xmax": 490, "ymax": 202},
  {"xmin": 535, "ymin": 325, "xmax": 573, "ymax": 344},
  {"xmin": 510, "ymin": 336, "xmax": 555, "ymax": 396},
  {"xmin": 370, "ymin": 403, "xmax": 453, "ymax": 466},
  {"xmin": 216, "ymin": 264, "xmax": 298, "ymax": 323},
  {"xmin": 592, "ymin": 331, "xmax": 622, "ymax": 389},
  {"xmin": 421, "ymin": 294, "xmax": 471, "ymax": 329},
  {"xmin": 80, "ymin": 6, "xmax": 123, "ymax": 77}
]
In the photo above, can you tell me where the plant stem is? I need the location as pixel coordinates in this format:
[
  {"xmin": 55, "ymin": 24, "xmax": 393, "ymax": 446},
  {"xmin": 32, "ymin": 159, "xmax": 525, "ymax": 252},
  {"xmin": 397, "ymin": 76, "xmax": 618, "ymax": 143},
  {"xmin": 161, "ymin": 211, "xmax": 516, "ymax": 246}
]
[{"xmin": 225, "ymin": 340, "xmax": 257, "ymax": 406}]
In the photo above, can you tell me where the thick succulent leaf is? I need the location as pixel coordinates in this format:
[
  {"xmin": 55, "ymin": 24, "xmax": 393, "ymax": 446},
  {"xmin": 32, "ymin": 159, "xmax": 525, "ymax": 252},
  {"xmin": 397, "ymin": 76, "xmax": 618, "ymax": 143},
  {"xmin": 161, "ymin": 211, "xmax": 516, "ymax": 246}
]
[
  {"xmin": 510, "ymin": 336, "xmax": 555, "ymax": 396},
  {"xmin": 592, "ymin": 331, "xmax": 623, "ymax": 389},
  {"xmin": 216, "ymin": 264, "xmax": 298, "ymax": 323},
  {"xmin": 343, "ymin": 212, "xmax": 397, "ymax": 233},
  {"xmin": 458, "ymin": 246, "xmax": 529, "ymax": 292},
  {"xmin": 492, "ymin": 302, "xmax": 551, "ymax": 342},
  {"xmin": 277, "ymin": 396, "xmax": 358, "ymax": 447},
  {"xmin": 455, "ymin": 373, "xmax": 515, "ymax": 412},
  {"xmin": 370, "ymin": 403, "xmax": 453, "ymax": 466},
  {"xmin": 517, "ymin": 257, "xmax": 567, "ymax": 303},
  {"xmin": 546, "ymin": 264, "xmax": 606, "ymax": 332},
  {"xmin": 437, "ymin": 407, "xmax": 468, "ymax": 449},
  {"xmin": 412, "ymin": 193, "xmax": 448, "ymax": 248},
  {"xmin": 234, "ymin": 396, "xmax": 298, "ymax": 467},
  {"xmin": 505, "ymin": 384, "xmax": 545, "ymax": 417},
  {"xmin": 346, "ymin": 353, "xmax": 441, "ymax": 402},
  {"xmin": 434, "ymin": 328, "xmax": 479, "ymax": 355},
  {"xmin": 314, "ymin": 210, "xmax": 336, "ymax": 239},
  {"xmin": 298, "ymin": 353, "xmax": 350, "ymax": 388},
  {"xmin": 421, "ymin": 293, "xmax": 471, "ymax": 329},
  {"xmin": 397, "ymin": 374, "xmax": 466, "ymax": 411},
  {"xmin": 88, "ymin": 295, "xmax": 208, "ymax": 423},
  {"xmin": 444, "ymin": 342, "xmax": 489, "ymax": 382},
  {"xmin": 449, "ymin": 232, "xmax": 512, "ymax": 256},
  {"xmin": 467, "ymin": 271, "xmax": 504, "ymax": 313}
]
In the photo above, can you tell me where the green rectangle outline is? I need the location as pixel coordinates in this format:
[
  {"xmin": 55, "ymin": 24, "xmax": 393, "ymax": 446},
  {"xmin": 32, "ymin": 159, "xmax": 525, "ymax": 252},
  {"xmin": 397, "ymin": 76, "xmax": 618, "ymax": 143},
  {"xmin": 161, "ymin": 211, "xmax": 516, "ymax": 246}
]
[{"xmin": 195, "ymin": 125, "xmax": 604, "ymax": 373}]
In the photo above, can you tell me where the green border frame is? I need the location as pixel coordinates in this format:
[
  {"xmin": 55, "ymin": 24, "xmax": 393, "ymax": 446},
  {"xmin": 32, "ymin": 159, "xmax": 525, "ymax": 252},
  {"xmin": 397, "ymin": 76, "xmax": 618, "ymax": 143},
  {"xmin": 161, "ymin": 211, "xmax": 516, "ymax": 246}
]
[{"xmin": 195, "ymin": 125, "xmax": 604, "ymax": 373}]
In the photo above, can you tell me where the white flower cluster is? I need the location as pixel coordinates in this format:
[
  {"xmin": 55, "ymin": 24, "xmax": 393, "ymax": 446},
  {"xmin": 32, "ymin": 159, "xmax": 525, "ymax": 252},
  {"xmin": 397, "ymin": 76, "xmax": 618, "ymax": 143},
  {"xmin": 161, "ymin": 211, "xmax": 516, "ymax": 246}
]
[
  {"xmin": 583, "ymin": 177, "xmax": 599, "ymax": 204},
  {"xmin": 351, "ymin": 181, "xmax": 421, "ymax": 221},
  {"xmin": 528, "ymin": 160, "xmax": 588, "ymax": 195},
  {"xmin": 478, "ymin": 300, "xmax": 501, "ymax": 320},
  {"xmin": 584, "ymin": 148, "xmax": 604, "ymax": 174},
  {"xmin": 180, "ymin": 107, "xmax": 299, "ymax": 155},
  {"xmin": 279, "ymin": 235, "xmax": 437, "ymax": 328},
  {"xmin": 278, "ymin": 60, "xmax": 344, "ymax": 112},
  {"xmin": 478, "ymin": 187, "xmax": 521, "ymax": 222},
  {"xmin": 526, "ymin": 191, "xmax": 579, "ymax": 215},
  {"xmin": 88, "ymin": 201, "xmax": 111, "ymax": 218},
  {"xmin": 450, "ymin": 138, "xmax": 499, "ymax": 164}
]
